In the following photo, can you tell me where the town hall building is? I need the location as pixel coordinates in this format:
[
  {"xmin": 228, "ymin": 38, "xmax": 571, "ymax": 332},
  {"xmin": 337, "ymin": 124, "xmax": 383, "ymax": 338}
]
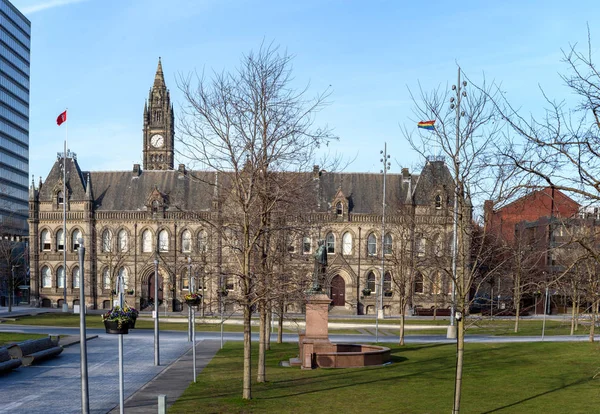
[{"xmin": 28, "ymin": 60, "xmax": 461, "ymax": 316}]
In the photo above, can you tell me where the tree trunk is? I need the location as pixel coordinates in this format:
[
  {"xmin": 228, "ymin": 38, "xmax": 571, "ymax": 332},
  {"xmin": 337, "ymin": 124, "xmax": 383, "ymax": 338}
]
[
  {"xmin": 257, "ymin": 300, "xmax": 267, "ymax": 383},
  {"xmin": 8, "ymin": 271, "xmax": 13, "ymax": 313},
  {"xmin": 243, "ymin": 303, "xmax": 252, "ymax": 400},
  {"xmin": 277, "ymin": 303, "xmax": 284, "ymax": 344},
  {"xmin": 399, "ymin": 312, "xmax": 405, "ymax": 346},
  {"xmin": 589, "ymin": 300, "xmax": 597, "ymax": 343},
  {"xmin": 452, "ymin": 317, "xmax": 465, "ymax": 414},
  {"xmin": 265, "ymin": 304, "xmax": 271, "ymax": 351}
]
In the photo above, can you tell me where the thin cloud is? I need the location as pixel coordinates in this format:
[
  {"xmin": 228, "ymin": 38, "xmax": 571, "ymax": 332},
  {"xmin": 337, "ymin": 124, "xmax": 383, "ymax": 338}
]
[{"xmin": 17, "ymin": 0, "xmax": 88, "ymax": 14}]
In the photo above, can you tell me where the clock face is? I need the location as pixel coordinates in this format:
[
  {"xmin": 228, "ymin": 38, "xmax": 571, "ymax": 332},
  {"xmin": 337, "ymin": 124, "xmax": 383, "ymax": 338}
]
[{"xmin": 150, "ymin": 134, "xmax": 164, "ymax": 148}]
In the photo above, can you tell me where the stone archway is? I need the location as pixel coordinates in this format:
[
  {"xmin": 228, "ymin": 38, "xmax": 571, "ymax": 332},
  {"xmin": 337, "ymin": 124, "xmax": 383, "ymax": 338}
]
[
  {"xmin": 141, "ymin": 268, "xmax": 164, "ymax": 310},
  {"xmin": 330, "ymin": 275, "xmax": 345, "ymax": 306}
]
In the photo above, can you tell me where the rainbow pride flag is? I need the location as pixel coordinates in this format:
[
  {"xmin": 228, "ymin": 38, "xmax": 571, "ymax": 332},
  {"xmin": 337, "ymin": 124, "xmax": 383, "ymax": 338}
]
[{"xmin": 417, "ymin": 120, "xmax": 435, "ymax": 130}]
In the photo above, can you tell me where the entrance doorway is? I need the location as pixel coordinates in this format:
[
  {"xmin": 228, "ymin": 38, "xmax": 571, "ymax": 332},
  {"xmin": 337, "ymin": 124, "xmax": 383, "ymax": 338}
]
[
  {"xmin": 330, "ymin": 275, "xmax": 345, "ymax": 307},
  {"xmin": 148, "ymin": 273, "xmax": 163, "ymax": 307}
]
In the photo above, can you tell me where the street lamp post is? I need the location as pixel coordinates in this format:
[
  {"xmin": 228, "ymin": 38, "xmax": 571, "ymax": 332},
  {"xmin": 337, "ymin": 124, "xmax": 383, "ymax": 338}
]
[
  {"xmin": 9, "ymin": 265, "xmax": 18, "ymax": 313},
  {"xmin": 154, "ymin": 251, "xmax": 160, "ymax": 366},
  {"xmin": 78, "ymin": 238, "xmax": 89, "ymax": 414},
  {"xmin": 447, "ymin": 67, "xmax": 466, "ymax": 340},
  {"xmin": 188, "ymin": 257, "xmax": 197, "ymax": 382},
  {"xmin": 375, "ymin": 143, "xmax": 391, "ymax": 343}
]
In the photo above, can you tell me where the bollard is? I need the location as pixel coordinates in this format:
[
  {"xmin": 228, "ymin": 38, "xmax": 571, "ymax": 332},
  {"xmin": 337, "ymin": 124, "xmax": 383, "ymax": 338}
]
[{"xmin": 158, "ymin": 394, "xmax": 167, "ymax": 414}]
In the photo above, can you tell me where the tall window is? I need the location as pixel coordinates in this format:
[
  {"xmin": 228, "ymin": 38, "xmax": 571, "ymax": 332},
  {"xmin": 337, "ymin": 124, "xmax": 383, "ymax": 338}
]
[
  {"xmin": 435, "ymin": 194, "xmax": 442, "ymax": 209},
  {"xmin": 118, "ymin": 267, "xmax": 129, "ymax": 289},
  {"xmin": 57, "ymin": 190, "xmax": 64, "ymax": 205},
  {"xmin": 72, "ymin": 267, "xmax": 80, "ymax": 289},
  {"xmin": 383, "ymin": 271, "xmax": 392, "ymax": 291},
  {"xmin": 41, "ymin": 230, "xmax": 51, "ymax": 251},
  {"xmin": 158, "ymin": 230, "xmax": 169, "ymax": 252},
  {"xmin": 102, "ymin": 229, "xmax": 112, "ymax": 252},
  {"xmin": 326, "ymin": 232, "xmax": 335, "ymax": 254},
  {"xmin": 42, "ymin": 266, "xmax": 52, "ymax": 288},
  {"xmin": 366, "ymin": 271, "xmax": 376, "ymax": 291},
  {"xmin": 225, "ymin": 276, "xmax": 234, "ymax": 290},
  {"xmin": 56, "ymin": 229, "xmax": 64, "ymax": 251},
  {"xmin": 302, "ymin": 236, "xmax": 311, "ymax": 254},
  {"xmin": 336, "ymin": 202, "xmax": 343, "ymax": 216},
  {"xmin": 103, "ymin": 268, "xmax": 111, "ymax": 289},
  {"xmin": 197, "ymin": 230, "xmax": 207, "ymax": 253},
  {"xmin": 383, "ymin": 233, "xmax": 392, "ymax": 255},
  {"xmin": 57, "ymin": 266, "xmax": 65, "ymax": 289},
  {"xmin": 342, "ymin": 232, "xmax": 353, "ymax": 255},
  {"xmin": 181, "ymin": 230, "xmax": 192, "ymax": 253},
  {"xmin": 367, "ymin": 233, "xmax": 377, "ymax": 256},
  {"xmin": 417, "ymin": 237, "xmax": 426, "ymax": 257},
  {"xmin": 414, "ymin": 272, "xmax": 424, "ymax": 294},
  {"xmin": 118, "ymin": 229, "xmax": 128, "ymax": 252},
  {"xmin": 142, "ymin": 230, "xmax": 153, "ymax": 253},
  {"xmin": 152, "ymin": 200, "xmax": 160, "ymax": 214},
  {"xmin": 72, "ymin": 229, "xmax": 82, "ymax": 251},
  {"xmin": 182, "ymin": 267, "xmax": 190, "ymax": 290}
]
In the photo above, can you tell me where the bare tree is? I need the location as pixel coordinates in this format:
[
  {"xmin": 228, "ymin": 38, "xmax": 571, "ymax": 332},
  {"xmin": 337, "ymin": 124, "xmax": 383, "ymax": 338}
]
[
  {"xmin": 403, "ymin": 67, "xmax": 503, "ymax": 413},
  {"xmin": 177, "ymin": 44, "xmax": 335, "ymax": 399},
  {"xmin": 0, "ymin": 237, "xmax": 26, "ymax": 312}
]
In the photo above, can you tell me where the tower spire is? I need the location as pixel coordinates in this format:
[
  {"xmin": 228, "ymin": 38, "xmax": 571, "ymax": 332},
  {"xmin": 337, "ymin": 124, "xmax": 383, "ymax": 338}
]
[{"xmin": 154, "ymin": 57, "xmax": 165, "ymax": 88}]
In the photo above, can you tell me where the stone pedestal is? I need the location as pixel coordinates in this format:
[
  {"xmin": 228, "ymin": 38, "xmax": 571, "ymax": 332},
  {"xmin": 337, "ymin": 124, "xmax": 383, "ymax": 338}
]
[{"xmin": 300, "ymin": 293, "xmax": 332, "ymax": 369}]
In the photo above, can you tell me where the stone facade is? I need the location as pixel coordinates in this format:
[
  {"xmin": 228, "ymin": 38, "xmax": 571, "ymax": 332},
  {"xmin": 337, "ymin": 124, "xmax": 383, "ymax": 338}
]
[{"xmin": 28, "ymin": 60, "xmax": 461, "ymax": 315}]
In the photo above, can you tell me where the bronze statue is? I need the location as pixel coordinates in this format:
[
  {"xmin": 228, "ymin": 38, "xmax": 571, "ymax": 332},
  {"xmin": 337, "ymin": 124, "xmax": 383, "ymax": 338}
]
[{"xmin": 310, "ymin": 239, "xmax": 327, "ymax": 292}]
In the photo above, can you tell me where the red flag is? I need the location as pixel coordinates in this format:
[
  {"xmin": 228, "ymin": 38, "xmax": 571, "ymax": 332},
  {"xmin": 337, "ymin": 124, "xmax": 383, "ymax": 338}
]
[{"xmin": 56, "ymin": 110, "xmax": 67, "ymax": 126}]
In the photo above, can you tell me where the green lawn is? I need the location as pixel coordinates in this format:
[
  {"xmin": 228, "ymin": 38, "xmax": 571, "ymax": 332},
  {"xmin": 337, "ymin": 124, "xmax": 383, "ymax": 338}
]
[
  {"xmin": 170, "ymin": 341, "xmax": 600, "ymax": 413},
  {"xmin": 0, "ymin": 332, "xmax": 48, "ymax": 346}
]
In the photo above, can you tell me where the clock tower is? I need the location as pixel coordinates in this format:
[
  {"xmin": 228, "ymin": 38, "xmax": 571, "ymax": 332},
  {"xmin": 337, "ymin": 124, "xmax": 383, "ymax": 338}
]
[{"xmin": 143, "ymin": 58, "xmax": 174, "ymax": 170}]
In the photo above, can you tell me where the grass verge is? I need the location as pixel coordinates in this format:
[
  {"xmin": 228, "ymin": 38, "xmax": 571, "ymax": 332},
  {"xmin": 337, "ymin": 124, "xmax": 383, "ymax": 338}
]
[
  {"xmin": 171, "ymin": 341, "xmax": 600, "ymax": 413},
  {"xmin": 0, "ymin": 332, "xmax": 48, "ymax": 346}
]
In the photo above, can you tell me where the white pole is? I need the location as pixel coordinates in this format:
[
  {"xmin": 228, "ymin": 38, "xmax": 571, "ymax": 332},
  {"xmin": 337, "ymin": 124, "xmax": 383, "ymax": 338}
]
[
  {"xmin": 189, "ymin": 258, "xmax": 196, "ymax": 382},
  {"xmin": 154, "ymin": 254, "xmax": 160, "ymax": 366},
  {"xmin": 117, "ymin": 263, "xmax": 124, "ymax": 414},
  {"xmin": 62, "ymin": 135, "xmax": 68, "ymax": 312},
  {"xmin": 542, "ymin": 286, "xmax": 549, "ymax": 340},
  {"xmin": 78, "ymin": 239, "xmax": 89, "ymax": 414}
]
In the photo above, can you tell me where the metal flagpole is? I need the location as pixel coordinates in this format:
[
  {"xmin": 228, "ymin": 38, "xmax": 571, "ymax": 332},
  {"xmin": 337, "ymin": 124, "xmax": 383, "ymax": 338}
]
[
  {"xmin": 189, "ymin": 258, "xmax": 197, "ymax": 383},
  {"xmin": 62, "ymin": 112, "xmax": 68, "ymax": 312},
  {"xmin": 117, "ymin": 266, "xmax": 125, "ymax": 414}
]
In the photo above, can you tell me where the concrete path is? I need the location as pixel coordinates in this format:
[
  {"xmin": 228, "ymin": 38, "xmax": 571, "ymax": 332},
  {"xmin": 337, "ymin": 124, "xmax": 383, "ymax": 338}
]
[
  {"xmin": 0, "ymin": 329, "xmax": 219, "ymax": 414},
  {"xmin": 109, "ymin": 340, "xmax": 221, "ymax": 413}
]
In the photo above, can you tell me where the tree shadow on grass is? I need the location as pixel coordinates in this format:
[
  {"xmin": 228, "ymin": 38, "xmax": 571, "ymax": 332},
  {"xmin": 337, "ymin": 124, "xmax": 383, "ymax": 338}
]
[{"xmin": 481, "ymin": 377, "xmax": 593, "ymax": 413}]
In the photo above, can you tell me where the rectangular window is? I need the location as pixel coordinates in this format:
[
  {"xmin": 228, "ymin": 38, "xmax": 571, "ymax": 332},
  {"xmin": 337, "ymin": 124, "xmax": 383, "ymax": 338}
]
[{"xmin": 303, "ymin": 237, "xmax": 311, "ymax": 254}]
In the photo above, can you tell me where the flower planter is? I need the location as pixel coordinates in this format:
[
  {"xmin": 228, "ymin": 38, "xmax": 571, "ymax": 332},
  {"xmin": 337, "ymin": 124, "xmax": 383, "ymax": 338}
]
[
  {"xmin": 185, "ymin": 298, "xmax": 201, "ymax": 306},
  {"xmin": 104, "ymin": 319, "xmax": 130, "ymax": 335}
]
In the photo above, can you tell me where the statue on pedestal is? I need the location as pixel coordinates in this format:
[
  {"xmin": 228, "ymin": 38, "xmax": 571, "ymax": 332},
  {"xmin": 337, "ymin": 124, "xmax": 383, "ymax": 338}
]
[{"xmin": 309, "ymin": 239, "xmax": 327, "ymax": 293}]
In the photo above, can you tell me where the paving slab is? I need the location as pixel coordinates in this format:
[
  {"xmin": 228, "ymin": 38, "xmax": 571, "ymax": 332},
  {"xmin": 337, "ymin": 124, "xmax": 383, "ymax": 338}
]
[{"xmin": 109, "ymin": 340, "xmax": 221, "ymax": 413}]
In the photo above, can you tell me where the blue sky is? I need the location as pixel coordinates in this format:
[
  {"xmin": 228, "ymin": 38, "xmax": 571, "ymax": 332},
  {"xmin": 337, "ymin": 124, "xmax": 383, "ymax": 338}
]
[{"xmin": 11, "ymin": 0, "xmax": 600, "ymax": 182}]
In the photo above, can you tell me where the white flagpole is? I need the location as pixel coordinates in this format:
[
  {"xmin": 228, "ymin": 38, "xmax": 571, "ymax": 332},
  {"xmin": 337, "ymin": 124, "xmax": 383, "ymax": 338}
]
[{"xmin": 62, "ymin": 109, "xmax": 68, "ymax": 312}]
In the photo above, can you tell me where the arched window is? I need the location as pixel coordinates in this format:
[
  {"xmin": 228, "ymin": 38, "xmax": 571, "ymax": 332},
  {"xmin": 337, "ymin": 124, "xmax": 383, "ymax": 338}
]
[
  {"xmin": 366, "ymin": 271, "xmax": 376, "ymax": 291},
  {"xmin": 342, "ymin": 232, "xmax": 353, "ymax": 255},
  {"xmin": 182, "ymin": 267, "xmax": 190, "ymax": 290},
  {"xmin": 302, "ymin": 236, "xmax": 311, "ymax": 254},
  {"xmin": 417, "ymin": 237, "xmax": 426, "ymax": 257},
  {"xmin": 430, "ymin": 271, "xmax": 442, "ymax": 294},
  {"xmin": 102, "ymin": 229, "xmax": 112, "ymax": 252},
  {"xmin": 56, "ymin": 229, "xmax": 64, "ymax": 251},
  {"xmin": 367, "ymin": 233, "xmax": 377, "ymax": 256},
  {"xmin": 197, "ymin": 230, "xmax": 207, "ymax": 253},
  {"xmin": 383, "ymin": 271, "xmax": 392, "ymax": 291},
  {"xmin": 181, "ymin": 230, "xmax": 192, "ymax": 253},
  {"xmin": 57, "ymin": 190, "xmax": 64, "ymax": 205},
  {"xmin": 57, "ymin": 266, "xmax": 65, "ymax": 289},
  {"xmin": 41, "ymin": 266, "xmax": 52, "ymax": 288},
  {"xmin": 41, "ymin": 230, "xmax": 51, "ymax": 251},
  {"xmin": 152, "ymin": 200, "xmax": 160, "ymax": 214},
  {"xmin": 326, "ymin": 232, "xmax": 335, "ymax": 254},
  {"xmin": 435, "ymin": 194, "xmax": 442, "ymax": 209},
  {"xmin": 414, "ymin": 272, "xmax": 424, "ymax": 294},
  {"xmin": 158, "ymin": 230, "xmax": 169, "ymax": 252},
  {"xmin": 72, "ymin": 266, "xmax": 80, "ymax": 289},
  {"xmin": 142, "ymin": 230, "xmax": 153, "ymax": 253},
  {"xmin": 72, "ymin": 229, "xmax": 82, "ymax": 251},
  {"xmin": 103, "ymin": 268, "xmax": 111, "ymax": 289},
  {"xmin": 383, "ymin": 233, "xmax": 393, "ymax": 255},
  {"xmin": 118, "ymin": 229, "xmax": 128, "ymax": 252},
  {"xmin": 336, "ymin": 202, "xmax": 343, "ymax": 216},
  {"xmin": 118, "ymin": 267, "xmax": 129, "ymax": 289}
]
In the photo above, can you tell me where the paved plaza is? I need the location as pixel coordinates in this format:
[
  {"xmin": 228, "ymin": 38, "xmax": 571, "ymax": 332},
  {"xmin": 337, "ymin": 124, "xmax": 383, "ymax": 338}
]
[{"xmin": 0, "ymin": 328, "xmax": 217, "ymax": 414}]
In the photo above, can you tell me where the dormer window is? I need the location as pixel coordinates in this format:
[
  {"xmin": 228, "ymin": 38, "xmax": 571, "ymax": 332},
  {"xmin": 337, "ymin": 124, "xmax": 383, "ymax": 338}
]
[
  {"xmin": 57, "ymin": 191, "xmax": 64, "ymax": 206},
  {"xmin": 435, "ymin": 194, "xmax": 442, "ymax": 209},
  {"xmin": 336, "ymin": 202, "xmax": 343, "ymax": 216},
  {"xmin": 152, "ymin": 200, "xmax": 160, "ymax": 214}
]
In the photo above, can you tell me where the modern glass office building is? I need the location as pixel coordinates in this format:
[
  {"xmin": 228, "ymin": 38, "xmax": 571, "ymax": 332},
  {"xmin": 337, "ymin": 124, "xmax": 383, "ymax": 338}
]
[{"xmin": 0, "ymin": 0, "xmax": 29, "ymax": 236}]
